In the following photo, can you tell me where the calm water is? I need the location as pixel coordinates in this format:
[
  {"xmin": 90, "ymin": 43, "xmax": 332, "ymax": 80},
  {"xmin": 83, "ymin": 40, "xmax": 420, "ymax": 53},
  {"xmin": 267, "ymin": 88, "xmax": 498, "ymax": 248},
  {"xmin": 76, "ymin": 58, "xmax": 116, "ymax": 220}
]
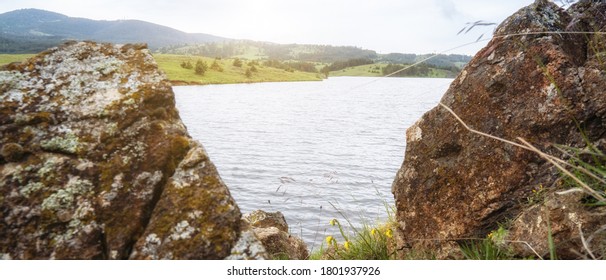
[{"xmin": 173, "ymin": 77, "xmax": 451, "ymax": 249}]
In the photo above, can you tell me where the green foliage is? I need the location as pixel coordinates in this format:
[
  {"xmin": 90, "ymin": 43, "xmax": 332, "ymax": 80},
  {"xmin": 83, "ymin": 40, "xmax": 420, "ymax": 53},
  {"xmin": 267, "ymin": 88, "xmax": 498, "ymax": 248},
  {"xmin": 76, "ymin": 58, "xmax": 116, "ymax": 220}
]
[
  {"xmin": 320, "ymin": 65, "xmax": 330, "ymax": 78},
  {"xmin": 180, "ymin": 60, "xmax": 193, "ymax": 69},
  {"xmin": 194, "ymin": 59, "xmax": 208, "ymax": 75},
  {"xmin": 232, "ymin": 58, "xmax": 243, "ymax": 67},
  {"xmin": 210, "ymin": 59, "xmax": 223, "ymax": 72},
  {"xmin": 556, "ymin": 142, "xmax": 606, "ymax": 206},
  {"xmin": 459, "ymin": 239, "xmax": 511, "ymax": 260},
  {"xmin": 526, "ymin": 184, "xmax": 547, "ymax": 205},
  {"xmin": 0, "ymin": 53, "xmax": 33, "ymax": 65},
  {"xmin": 381, "ymin": 63, "xmax": 459, "ymax": 78},
  {"xmin": 245, "ymin": 68, "xmax": 252, "ymax": 78},
  {"xmin": 262, "ymin": 59, "xmax": 318, "ymax": 73},
  {"xmin": 327, "ymin": 58, "xmax": 374, "ymax": 71},
  {"xmin": 153, "ymin": 54, "xmax": 321, "ymax": 84},
  {"xmin": 459, "ymin": 227, "xmax": 513, "ymax": 260},
  {"xmin": 311, "ymin": 218, "xmax": 396, "ymax": 260},
  {"xmin": 250, "ymin": 65, "xmax": 257, "ymax": 72}
]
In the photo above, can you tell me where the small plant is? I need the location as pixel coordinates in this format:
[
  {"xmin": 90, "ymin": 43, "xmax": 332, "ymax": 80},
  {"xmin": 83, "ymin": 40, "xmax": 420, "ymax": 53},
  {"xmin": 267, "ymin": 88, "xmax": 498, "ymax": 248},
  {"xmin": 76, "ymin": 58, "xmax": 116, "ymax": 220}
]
[
  {"xmin": 459, "ymin": 226, "xmax": 513, "ymax": 260},
  {"xmin": 527, "ymin": 184, "xmax": 547, "ymax": 205},
  {"xmin": 312, "ymin": 199, "xmax": 398, "ymax": 260},
  {"xmin": 555, "ymin": 142, "xmax": 606, "ymax": 206}
]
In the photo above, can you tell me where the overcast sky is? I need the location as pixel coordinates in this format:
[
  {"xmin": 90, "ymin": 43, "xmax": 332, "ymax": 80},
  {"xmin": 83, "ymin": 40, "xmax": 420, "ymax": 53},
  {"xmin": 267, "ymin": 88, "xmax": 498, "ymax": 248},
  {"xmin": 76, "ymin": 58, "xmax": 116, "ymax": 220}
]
[{"xmin": 0, "ymin": 0, "xmax": 545, "ymax": 55}]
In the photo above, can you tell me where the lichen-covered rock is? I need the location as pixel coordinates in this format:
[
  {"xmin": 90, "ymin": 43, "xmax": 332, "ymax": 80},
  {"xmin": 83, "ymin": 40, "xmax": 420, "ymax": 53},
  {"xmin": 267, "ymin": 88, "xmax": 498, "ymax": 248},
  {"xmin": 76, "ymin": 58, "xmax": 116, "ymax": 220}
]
[
  {"xmin": 243, "ymin": 210, "xmax": 308, "ymax": 260},
  {"xmin": 225, "ymin": 221, "xmax": 269, "ymax": 260},
  {"xmin": 392, "ymin": 0, "xmax": 606, "ymax": 259},
  {"xmin": 0, "ymin": 41, "xmax": 240, "ymax": 259},
  {"xmin": 508, "ymin": 190, "xmax": 606, "ymax": 259},
  {"xmin": 244, "ymin": 210, "xmax": 289, "ymax": 232}
]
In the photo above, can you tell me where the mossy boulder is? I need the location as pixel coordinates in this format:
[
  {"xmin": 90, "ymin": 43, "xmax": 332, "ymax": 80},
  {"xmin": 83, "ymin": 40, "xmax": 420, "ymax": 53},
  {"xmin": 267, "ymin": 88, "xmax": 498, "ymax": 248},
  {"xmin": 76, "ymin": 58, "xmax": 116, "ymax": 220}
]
[{"xmin": 0, "ymin": 41, "xmax": 241, "ymax": 259}]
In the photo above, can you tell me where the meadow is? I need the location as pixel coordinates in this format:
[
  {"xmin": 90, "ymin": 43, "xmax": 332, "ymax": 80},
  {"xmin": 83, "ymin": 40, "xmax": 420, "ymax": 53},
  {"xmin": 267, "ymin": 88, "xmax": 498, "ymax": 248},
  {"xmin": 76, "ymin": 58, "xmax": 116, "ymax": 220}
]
[{"xmin": 0, "ymin": 53, "xmax": 323, "ymax": 84}]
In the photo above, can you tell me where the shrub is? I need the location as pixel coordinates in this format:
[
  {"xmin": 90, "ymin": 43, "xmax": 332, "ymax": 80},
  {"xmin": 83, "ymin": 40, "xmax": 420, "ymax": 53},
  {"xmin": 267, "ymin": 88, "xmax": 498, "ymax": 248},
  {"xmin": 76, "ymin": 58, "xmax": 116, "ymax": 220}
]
[
  {"xmin": 232, "ymin": 58, "xmax": 243, "ymax": 67},
  {"xmin": 195, "ymin": 60, "xmax": 208, "ymax": 75},
  {"xmin": 180, "ymin": 60, "xmax": 193, "ymax": 69}
]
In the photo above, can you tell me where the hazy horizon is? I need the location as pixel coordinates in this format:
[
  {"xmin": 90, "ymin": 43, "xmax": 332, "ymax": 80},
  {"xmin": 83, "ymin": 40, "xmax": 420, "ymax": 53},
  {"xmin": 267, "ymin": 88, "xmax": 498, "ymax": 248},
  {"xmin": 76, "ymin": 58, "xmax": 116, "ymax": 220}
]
[{"xmin": 1, "ymin": 0, "xmax": 544, "ymax": 55}]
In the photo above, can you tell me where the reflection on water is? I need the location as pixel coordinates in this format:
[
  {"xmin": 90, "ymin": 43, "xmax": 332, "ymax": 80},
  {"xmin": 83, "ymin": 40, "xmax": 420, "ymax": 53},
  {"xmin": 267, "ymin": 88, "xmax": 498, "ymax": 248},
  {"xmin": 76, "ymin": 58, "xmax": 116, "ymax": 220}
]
[{"xmin": 174, "ymin": 77, "xmax": 450, "ymax": 249}]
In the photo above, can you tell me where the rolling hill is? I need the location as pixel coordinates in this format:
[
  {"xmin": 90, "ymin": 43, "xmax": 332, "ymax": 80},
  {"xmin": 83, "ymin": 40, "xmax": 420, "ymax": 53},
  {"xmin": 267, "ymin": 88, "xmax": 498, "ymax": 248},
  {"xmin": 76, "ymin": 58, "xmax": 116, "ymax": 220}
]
[
  {"xmin": 0, "ymin": 8, "xmax": 226, "ymax": 53},
  {"xmin": 0, "ymin": 8, "xmax": 472, "ymax": 74}
]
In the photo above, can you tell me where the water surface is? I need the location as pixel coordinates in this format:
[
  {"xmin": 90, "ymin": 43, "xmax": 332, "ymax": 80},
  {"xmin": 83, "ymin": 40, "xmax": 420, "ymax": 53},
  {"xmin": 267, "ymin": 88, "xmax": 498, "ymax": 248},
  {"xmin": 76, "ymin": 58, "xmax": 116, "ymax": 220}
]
[{"xmin": 174, "ymin": 77, "xmax": 451, "ymax": 248}]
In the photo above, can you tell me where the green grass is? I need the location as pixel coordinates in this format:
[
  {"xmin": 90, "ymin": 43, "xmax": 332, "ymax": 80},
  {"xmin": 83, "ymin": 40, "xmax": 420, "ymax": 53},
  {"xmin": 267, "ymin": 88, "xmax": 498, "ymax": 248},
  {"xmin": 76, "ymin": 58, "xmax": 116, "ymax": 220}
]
[
  {"xmin": 329, "ymin": 63, "xmax": 457, "ymax": 78},
  {"xmin": 309, "ymin": 200, "xmax": 398, "ymax": 260},
  {"xmin": 309, "ymin": 219, "xmax": 397, "ymax": 260},
  {"xmin": 0, "ymin": 53, "xmax": 322, "ymax": 84},
  {"xmin": 153, "ymin": 54, "xmax": 322, "ymax": 85},
  {"xmin": 0, "ymin": 54, "xmax": 33, "ymax": 65},
  {"xmin": 329, "ymin": 64, "xmax": 386, "ymax": 77}
]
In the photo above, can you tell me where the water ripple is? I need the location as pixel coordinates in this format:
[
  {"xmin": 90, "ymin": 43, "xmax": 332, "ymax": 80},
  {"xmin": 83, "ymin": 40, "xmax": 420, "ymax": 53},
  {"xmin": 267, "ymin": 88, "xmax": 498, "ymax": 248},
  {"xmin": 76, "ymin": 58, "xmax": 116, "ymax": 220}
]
[{"xmin": 174, "ymin": 77, "xmax": 449, "ymax": 248}]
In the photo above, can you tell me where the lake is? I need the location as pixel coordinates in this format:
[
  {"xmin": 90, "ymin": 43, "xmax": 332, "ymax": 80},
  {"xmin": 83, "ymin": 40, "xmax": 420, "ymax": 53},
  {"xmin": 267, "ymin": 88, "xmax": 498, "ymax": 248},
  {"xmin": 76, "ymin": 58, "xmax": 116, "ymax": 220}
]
[{"xmin": 173, "ymin": 77, "xmax": 451, "ymax": 249}]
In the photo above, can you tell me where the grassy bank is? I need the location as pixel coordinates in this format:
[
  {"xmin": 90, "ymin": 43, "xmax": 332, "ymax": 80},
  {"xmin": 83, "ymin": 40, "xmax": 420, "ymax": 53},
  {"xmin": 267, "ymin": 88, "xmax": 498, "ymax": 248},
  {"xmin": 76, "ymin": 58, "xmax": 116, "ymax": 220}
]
[
  {"xmin": 153, "ymin": 54, "xmax": 322, "ymax": 85},
  {"xmin": 330, "ymin": 63, "xmax": 457, "ymax": 78},
  {"xmin": 0, "ymin": 54, "xmax": 32, "ymax": 65},
  {"xmin": 0, "ymin": 53, "xmax": 323, "ymax": 85}
]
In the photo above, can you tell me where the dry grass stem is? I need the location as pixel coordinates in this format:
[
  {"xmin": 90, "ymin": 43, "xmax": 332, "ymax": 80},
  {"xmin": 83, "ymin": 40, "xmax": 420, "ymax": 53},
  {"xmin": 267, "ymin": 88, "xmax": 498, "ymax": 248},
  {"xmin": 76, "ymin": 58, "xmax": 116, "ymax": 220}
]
[
  {"xmin": 578, "ymin": 224, "xmax": 597, "ymax": 260},
  {"xmin": 438, "ymin": 102, "xmax": 606, "ymax": 203}
]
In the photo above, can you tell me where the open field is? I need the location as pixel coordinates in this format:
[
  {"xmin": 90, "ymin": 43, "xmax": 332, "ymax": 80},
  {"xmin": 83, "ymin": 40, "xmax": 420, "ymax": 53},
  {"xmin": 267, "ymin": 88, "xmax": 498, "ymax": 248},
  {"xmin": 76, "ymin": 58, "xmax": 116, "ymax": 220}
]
[
  {"xmin": 0, "ymin": 54, "xmax": 33, "ymax": 65},
  {"xmin": 0, "ymin": 53, "xmax": 323, "ymax": 85},
  {"xmin": 153, "ymin": 54, "xmax": 322, "ymax": 85},
  {"xmin": 330, "ymin": 63, "xmax": 456, "ymax": 78}
]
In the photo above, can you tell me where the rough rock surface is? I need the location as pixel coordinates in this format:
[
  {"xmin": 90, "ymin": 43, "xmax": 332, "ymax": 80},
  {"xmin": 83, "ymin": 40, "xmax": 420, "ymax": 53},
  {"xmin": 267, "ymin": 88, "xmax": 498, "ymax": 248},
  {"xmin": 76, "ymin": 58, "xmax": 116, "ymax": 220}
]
[
  {"xmin": 225, "ymin": 220, "xmax": 269, "ymax": 260},
  {"xmin": 243, "ymin": 210, "xmax": 308, "ymax": 260},
  {"xmin": 392, "ymin": 0, "xmax": 606, "ymax": 259},
  {"xmin": 0, "ymin": 41, "xmax": 241, "ymax": 259}
]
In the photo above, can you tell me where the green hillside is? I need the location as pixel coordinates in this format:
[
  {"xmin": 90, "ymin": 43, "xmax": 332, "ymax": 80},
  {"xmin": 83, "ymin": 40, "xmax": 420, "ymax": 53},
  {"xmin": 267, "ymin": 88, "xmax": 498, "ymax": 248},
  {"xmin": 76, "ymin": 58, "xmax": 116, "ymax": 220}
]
[
  {"xmin": 329, "ymin": 63, "xmax": 458, "ymax": 78},
  {"xmin": 153, "ymin": 54, "xmax": 322, "ymax": 85},
  {"xmin": 0, "ymin": 53, "xmax": 322, "ymax": 84}
]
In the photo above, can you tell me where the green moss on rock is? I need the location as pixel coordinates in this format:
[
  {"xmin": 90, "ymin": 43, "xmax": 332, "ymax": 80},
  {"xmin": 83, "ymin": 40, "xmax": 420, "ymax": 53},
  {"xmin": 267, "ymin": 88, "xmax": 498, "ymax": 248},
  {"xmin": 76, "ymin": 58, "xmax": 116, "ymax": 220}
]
[
  {"xmin": 1, "ymin": 143, "xmax": 24, "ymax": 162},
  {"xmin": 1, "ymin": 41, "xmax": 242, "ymax": 259}
]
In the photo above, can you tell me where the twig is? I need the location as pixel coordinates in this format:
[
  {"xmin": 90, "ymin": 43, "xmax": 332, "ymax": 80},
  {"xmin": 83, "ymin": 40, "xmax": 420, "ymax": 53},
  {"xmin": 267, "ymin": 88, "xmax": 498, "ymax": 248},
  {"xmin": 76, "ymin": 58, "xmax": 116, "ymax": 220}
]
[
  {"xmin": 438, "ymin": 103, "xmax": 530, "ymax": 151},
  {"xmin": 438, "ymin": 102, "xmax": 606, "ymax": 203},
  {"xmin": 517, "ymin": 138, "xmax": 605, "ymax": 202},
  {"xmin": 578, "ymin": 224, "xmax": 597, "ymax": 260}
]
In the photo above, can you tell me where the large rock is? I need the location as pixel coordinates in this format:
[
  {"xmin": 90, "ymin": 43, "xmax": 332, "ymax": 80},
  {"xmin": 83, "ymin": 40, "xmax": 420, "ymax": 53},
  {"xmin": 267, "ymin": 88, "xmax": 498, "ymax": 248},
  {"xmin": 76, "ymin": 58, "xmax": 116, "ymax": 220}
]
[
  {"xmin": 392, "ymin": 0, "xmax": 606, "ymax": 259},
  {"xmin": 0, "ymin": 41, "xmax": 241, "ymax": 259},
  {"xmin": 243, "ymin": 210, "xmax": 309, "ymax": 260}
]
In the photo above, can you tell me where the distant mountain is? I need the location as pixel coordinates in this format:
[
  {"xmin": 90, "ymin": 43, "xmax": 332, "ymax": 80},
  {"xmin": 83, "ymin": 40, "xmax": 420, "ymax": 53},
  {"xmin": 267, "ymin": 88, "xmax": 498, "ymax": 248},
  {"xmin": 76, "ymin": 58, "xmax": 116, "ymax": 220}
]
[
  {"xmin": 0, "ymin": 8, "xmax": 473, "ymax": 68},
  {"xmin": 0, "ymin": 9, "xmax": 227, "ymax": 53}
]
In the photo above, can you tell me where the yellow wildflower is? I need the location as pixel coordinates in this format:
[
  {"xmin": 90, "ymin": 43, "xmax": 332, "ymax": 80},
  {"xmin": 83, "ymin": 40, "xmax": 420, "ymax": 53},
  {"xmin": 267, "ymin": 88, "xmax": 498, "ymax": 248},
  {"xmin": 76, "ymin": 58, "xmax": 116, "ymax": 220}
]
[
  {"xmin": 326, "ymin": 235, "xmax": 334, "ymax": 245},
  {"xmin": 385, "ymin": 228, "xmax": 393, "ymax": 238},
  {"xmin": 371, "ymin": 228, "xmax": 378, "ymax": 236},
  {"xmin": 344, "ymin": 241, "xmax": 351, "ymax": 251},
  {"xmin": 329, "ymin": 219, "xmax": 337, "ymax": 226}
]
